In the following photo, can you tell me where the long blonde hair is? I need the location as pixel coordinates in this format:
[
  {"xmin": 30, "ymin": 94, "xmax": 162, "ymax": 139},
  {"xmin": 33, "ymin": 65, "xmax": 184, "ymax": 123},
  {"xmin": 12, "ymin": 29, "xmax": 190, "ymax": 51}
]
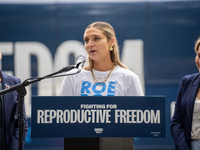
[
  {"xmin": 195, "ymin": 37, "xmax": 200, "ymax": 53},
  {"xmin": 83, "ymin": 22, "xmax": 127, "ymax": 70}
]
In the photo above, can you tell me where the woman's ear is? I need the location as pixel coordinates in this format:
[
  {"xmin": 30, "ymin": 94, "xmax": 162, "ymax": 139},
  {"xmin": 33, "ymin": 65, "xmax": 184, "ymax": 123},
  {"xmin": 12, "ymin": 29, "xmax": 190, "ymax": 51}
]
[
  {"xmin": 110, "ymin": 37, "xmax": 116, "ymax": 46},
  {"xmin": 0, "ymin": 51, "xmax": 2, "ymax": 60}
]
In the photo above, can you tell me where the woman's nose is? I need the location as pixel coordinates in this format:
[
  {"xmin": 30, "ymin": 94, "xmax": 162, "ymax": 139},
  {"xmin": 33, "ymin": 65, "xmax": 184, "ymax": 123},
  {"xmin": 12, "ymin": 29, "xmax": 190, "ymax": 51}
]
[
  {"xmin": 87, "ymin": 40, "xmax": 94, "ymax": 47},
  {"xmin": 88, "ymin": 39, "xmax": 93, "ymax": 45}
]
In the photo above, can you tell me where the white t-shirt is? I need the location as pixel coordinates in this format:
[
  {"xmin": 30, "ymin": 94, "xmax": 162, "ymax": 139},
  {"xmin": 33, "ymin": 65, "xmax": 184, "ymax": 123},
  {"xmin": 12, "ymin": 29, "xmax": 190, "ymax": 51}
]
[
  {"xmin": 59, "ymin": 65, "xmax": 144, "ymax": 96},
  {"xmin": 191, "ymin": 97, "xmax": 200, "ymax": 139}
]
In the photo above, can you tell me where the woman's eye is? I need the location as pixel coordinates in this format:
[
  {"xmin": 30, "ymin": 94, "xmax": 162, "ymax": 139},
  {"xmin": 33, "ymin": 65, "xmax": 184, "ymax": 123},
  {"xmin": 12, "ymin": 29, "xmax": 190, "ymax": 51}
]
[
  {"xmin": 84, "ymin": 39, "xmax": 89, "ymax": 43},
  {"xmin": 94, "ymin": 37, "xmax": 100, "ymax": 41}
]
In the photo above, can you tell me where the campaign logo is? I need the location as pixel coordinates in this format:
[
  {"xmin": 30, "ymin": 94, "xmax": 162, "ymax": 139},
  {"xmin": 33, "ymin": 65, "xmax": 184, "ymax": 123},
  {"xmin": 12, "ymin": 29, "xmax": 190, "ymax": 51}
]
[
  {"xmin": 81, "ymin": 81, "xmax": 116, "ymax": 96},
  {"xmin": 94, "ymin": 128, "xmax": 103, "ymax": 134}
]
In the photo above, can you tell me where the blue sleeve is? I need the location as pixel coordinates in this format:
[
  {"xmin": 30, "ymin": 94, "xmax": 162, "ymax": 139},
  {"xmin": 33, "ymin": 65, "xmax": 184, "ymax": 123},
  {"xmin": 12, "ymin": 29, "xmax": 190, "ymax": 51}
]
[
  {"xmin": 171, "ymin": 77, "xmax": 190, "ymax": 150},
  {"xmin": 9, "ymin": 77, "xmax": 28, "ymax": 150}
]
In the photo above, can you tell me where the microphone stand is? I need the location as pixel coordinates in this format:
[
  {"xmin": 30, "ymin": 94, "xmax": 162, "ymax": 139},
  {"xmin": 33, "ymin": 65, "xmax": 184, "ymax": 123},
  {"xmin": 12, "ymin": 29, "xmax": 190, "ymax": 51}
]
[{"xmin": 0, "ymin": 65, "xmax": 76, "ymax": 150}]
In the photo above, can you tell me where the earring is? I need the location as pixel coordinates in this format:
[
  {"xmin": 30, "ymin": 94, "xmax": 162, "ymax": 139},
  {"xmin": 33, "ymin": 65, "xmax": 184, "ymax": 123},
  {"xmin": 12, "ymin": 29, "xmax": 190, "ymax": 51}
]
[{"xmin": 109, "ymin": 46, "xmax": 113, "ymax": 51}]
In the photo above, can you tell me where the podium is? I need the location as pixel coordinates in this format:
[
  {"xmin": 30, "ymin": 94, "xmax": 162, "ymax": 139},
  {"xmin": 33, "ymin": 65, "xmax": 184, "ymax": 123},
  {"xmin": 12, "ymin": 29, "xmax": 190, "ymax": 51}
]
[{"xmin": 31, "ymin": 96, "xmax": 166, "ymax": 150}]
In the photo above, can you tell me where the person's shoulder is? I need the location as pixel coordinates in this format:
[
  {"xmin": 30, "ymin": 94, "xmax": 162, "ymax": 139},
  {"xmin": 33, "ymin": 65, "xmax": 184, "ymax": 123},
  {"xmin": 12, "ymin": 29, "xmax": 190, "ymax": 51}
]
[
  {"xmin": 183, "ymin": 73, "xmax": 199, "ymax": 80},
  {"xmin": 114, "ymin": 65, "xmax": 139, "ymax": 78},
  {"xmin": 1, "ymin": 71, "xmax": 21, "ymax": 84},
  {"xmin": 66, "ymin": 68, "xmax": 90, "ymax": 80},
  {"xmin": 181, "ymin": 72, "xmax": 200, "ymax": 85},
  {"xmin": 77, "ymin": 68, "xmax": 90, "ymax": 75}
]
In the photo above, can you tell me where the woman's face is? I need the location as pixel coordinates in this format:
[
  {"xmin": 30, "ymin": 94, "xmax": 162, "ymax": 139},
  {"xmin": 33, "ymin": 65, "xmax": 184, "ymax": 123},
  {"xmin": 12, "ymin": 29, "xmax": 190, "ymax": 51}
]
[
  {"xmin": 195, "ymin": 45, "xmax": 200, "ymax": 72},
  {"xmin": 83, "ymin": 27, "xmax": 114, "ymax": 63}
]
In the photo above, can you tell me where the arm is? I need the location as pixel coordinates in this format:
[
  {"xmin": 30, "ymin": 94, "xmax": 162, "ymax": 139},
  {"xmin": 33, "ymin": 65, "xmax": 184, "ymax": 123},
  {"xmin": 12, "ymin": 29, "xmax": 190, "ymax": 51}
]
[
  {"xmin": 127, "ymin": 76, "xmax": 144, "ymax": 96},
  {"xmin": 59, "ymin": 76, "xmax": 74, "ymax": 96},
  {"xmin": 171, "ymin": 77, "xmax": 190, "ymax": 150},
  {"xmin": 9, "ymin": 103, "xmax": 28, "ymax": 150},
  {"xmin": 9, "ymin": 78, "xmax": 28, "ymax": 150}
]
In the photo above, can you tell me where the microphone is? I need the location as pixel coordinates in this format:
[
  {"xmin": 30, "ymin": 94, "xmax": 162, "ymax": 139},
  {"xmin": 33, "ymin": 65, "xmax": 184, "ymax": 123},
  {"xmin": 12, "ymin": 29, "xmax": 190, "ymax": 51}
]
[{"xmin": 75, "ymin": 55, "xmax": 86, "ymax": 72}]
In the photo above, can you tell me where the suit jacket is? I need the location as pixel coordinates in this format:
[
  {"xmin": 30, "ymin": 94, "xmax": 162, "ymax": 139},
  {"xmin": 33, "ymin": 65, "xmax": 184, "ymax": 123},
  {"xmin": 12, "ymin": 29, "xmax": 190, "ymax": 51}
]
[
  {"xmin": 171, "ymin": 73, "xmax": 200, "ymax": 150},
  {"xmin": 0, "ymin": 71, "xmax": 28, "ymax": 150}
]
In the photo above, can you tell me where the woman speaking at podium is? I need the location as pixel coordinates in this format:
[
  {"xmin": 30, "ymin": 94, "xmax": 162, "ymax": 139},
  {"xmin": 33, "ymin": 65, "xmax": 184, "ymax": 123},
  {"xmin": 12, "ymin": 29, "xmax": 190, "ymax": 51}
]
[{"xmin": 59, "ymin": 21, "xmax": 144, "ymax": 150}]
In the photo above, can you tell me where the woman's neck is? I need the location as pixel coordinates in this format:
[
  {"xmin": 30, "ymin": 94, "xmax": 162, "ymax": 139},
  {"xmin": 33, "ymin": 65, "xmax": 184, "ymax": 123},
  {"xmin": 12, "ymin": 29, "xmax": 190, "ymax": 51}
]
[{"xmin": 93, "ymin": 61, "xmax": 114, "ymax": 71}]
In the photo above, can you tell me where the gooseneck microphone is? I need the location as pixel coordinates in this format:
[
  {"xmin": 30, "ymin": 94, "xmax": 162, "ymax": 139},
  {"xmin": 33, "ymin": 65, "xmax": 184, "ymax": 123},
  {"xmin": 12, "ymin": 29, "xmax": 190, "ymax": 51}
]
[
  {"xmin": 57, "ymin": 55, "xmax": 86, "ymax": 74},
  {"xmin": 75, "ymin": 55, "xmax": 86, "ymax": 72}
]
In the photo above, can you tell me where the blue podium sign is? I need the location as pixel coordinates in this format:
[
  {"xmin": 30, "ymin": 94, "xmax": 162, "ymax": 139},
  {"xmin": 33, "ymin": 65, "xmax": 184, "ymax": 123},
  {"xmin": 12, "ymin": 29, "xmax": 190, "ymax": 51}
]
[{"xmin": 31, "ymin": 96, "xmax": 166, "ymax": 138}]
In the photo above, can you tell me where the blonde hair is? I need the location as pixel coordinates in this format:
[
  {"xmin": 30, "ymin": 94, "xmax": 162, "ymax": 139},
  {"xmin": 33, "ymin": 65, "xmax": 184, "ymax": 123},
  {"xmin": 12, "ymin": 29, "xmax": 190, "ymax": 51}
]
[
  {"xmin": 195, "ymin": 37, "xmax": 200, "ymax": 53},
  {"xmin": 83, "ymin": 22, "xmax": 127, "ymax": 70}
]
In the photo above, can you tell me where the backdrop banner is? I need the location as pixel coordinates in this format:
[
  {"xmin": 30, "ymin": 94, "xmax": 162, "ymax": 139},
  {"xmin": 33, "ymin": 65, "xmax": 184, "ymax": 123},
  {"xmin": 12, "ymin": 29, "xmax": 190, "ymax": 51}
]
[{"xmin": 31, "ymin": 96, "xmax": 166, "ymax": 138}]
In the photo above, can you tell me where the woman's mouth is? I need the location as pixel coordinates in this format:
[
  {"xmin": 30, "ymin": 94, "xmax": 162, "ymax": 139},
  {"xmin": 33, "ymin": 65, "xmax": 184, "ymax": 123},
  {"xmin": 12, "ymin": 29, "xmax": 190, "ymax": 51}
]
[{"xmin": 90, "ymin": 50, "xmax": 96, "ymax": 53}]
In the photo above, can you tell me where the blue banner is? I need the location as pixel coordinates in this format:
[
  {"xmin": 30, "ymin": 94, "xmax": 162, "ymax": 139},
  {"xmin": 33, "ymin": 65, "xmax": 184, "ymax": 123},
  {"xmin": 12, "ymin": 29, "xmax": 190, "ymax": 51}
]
[{"xmin": 31, "ymin": 96, "xmax": 166, "ymax": 138}]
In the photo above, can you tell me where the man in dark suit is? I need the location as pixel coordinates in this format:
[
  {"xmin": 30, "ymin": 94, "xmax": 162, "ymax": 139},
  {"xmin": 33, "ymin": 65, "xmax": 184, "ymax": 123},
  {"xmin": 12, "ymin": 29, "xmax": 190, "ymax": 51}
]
[{"xmin": 0, "ymin": 51, "xmax": 28, "ymax": 150}]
